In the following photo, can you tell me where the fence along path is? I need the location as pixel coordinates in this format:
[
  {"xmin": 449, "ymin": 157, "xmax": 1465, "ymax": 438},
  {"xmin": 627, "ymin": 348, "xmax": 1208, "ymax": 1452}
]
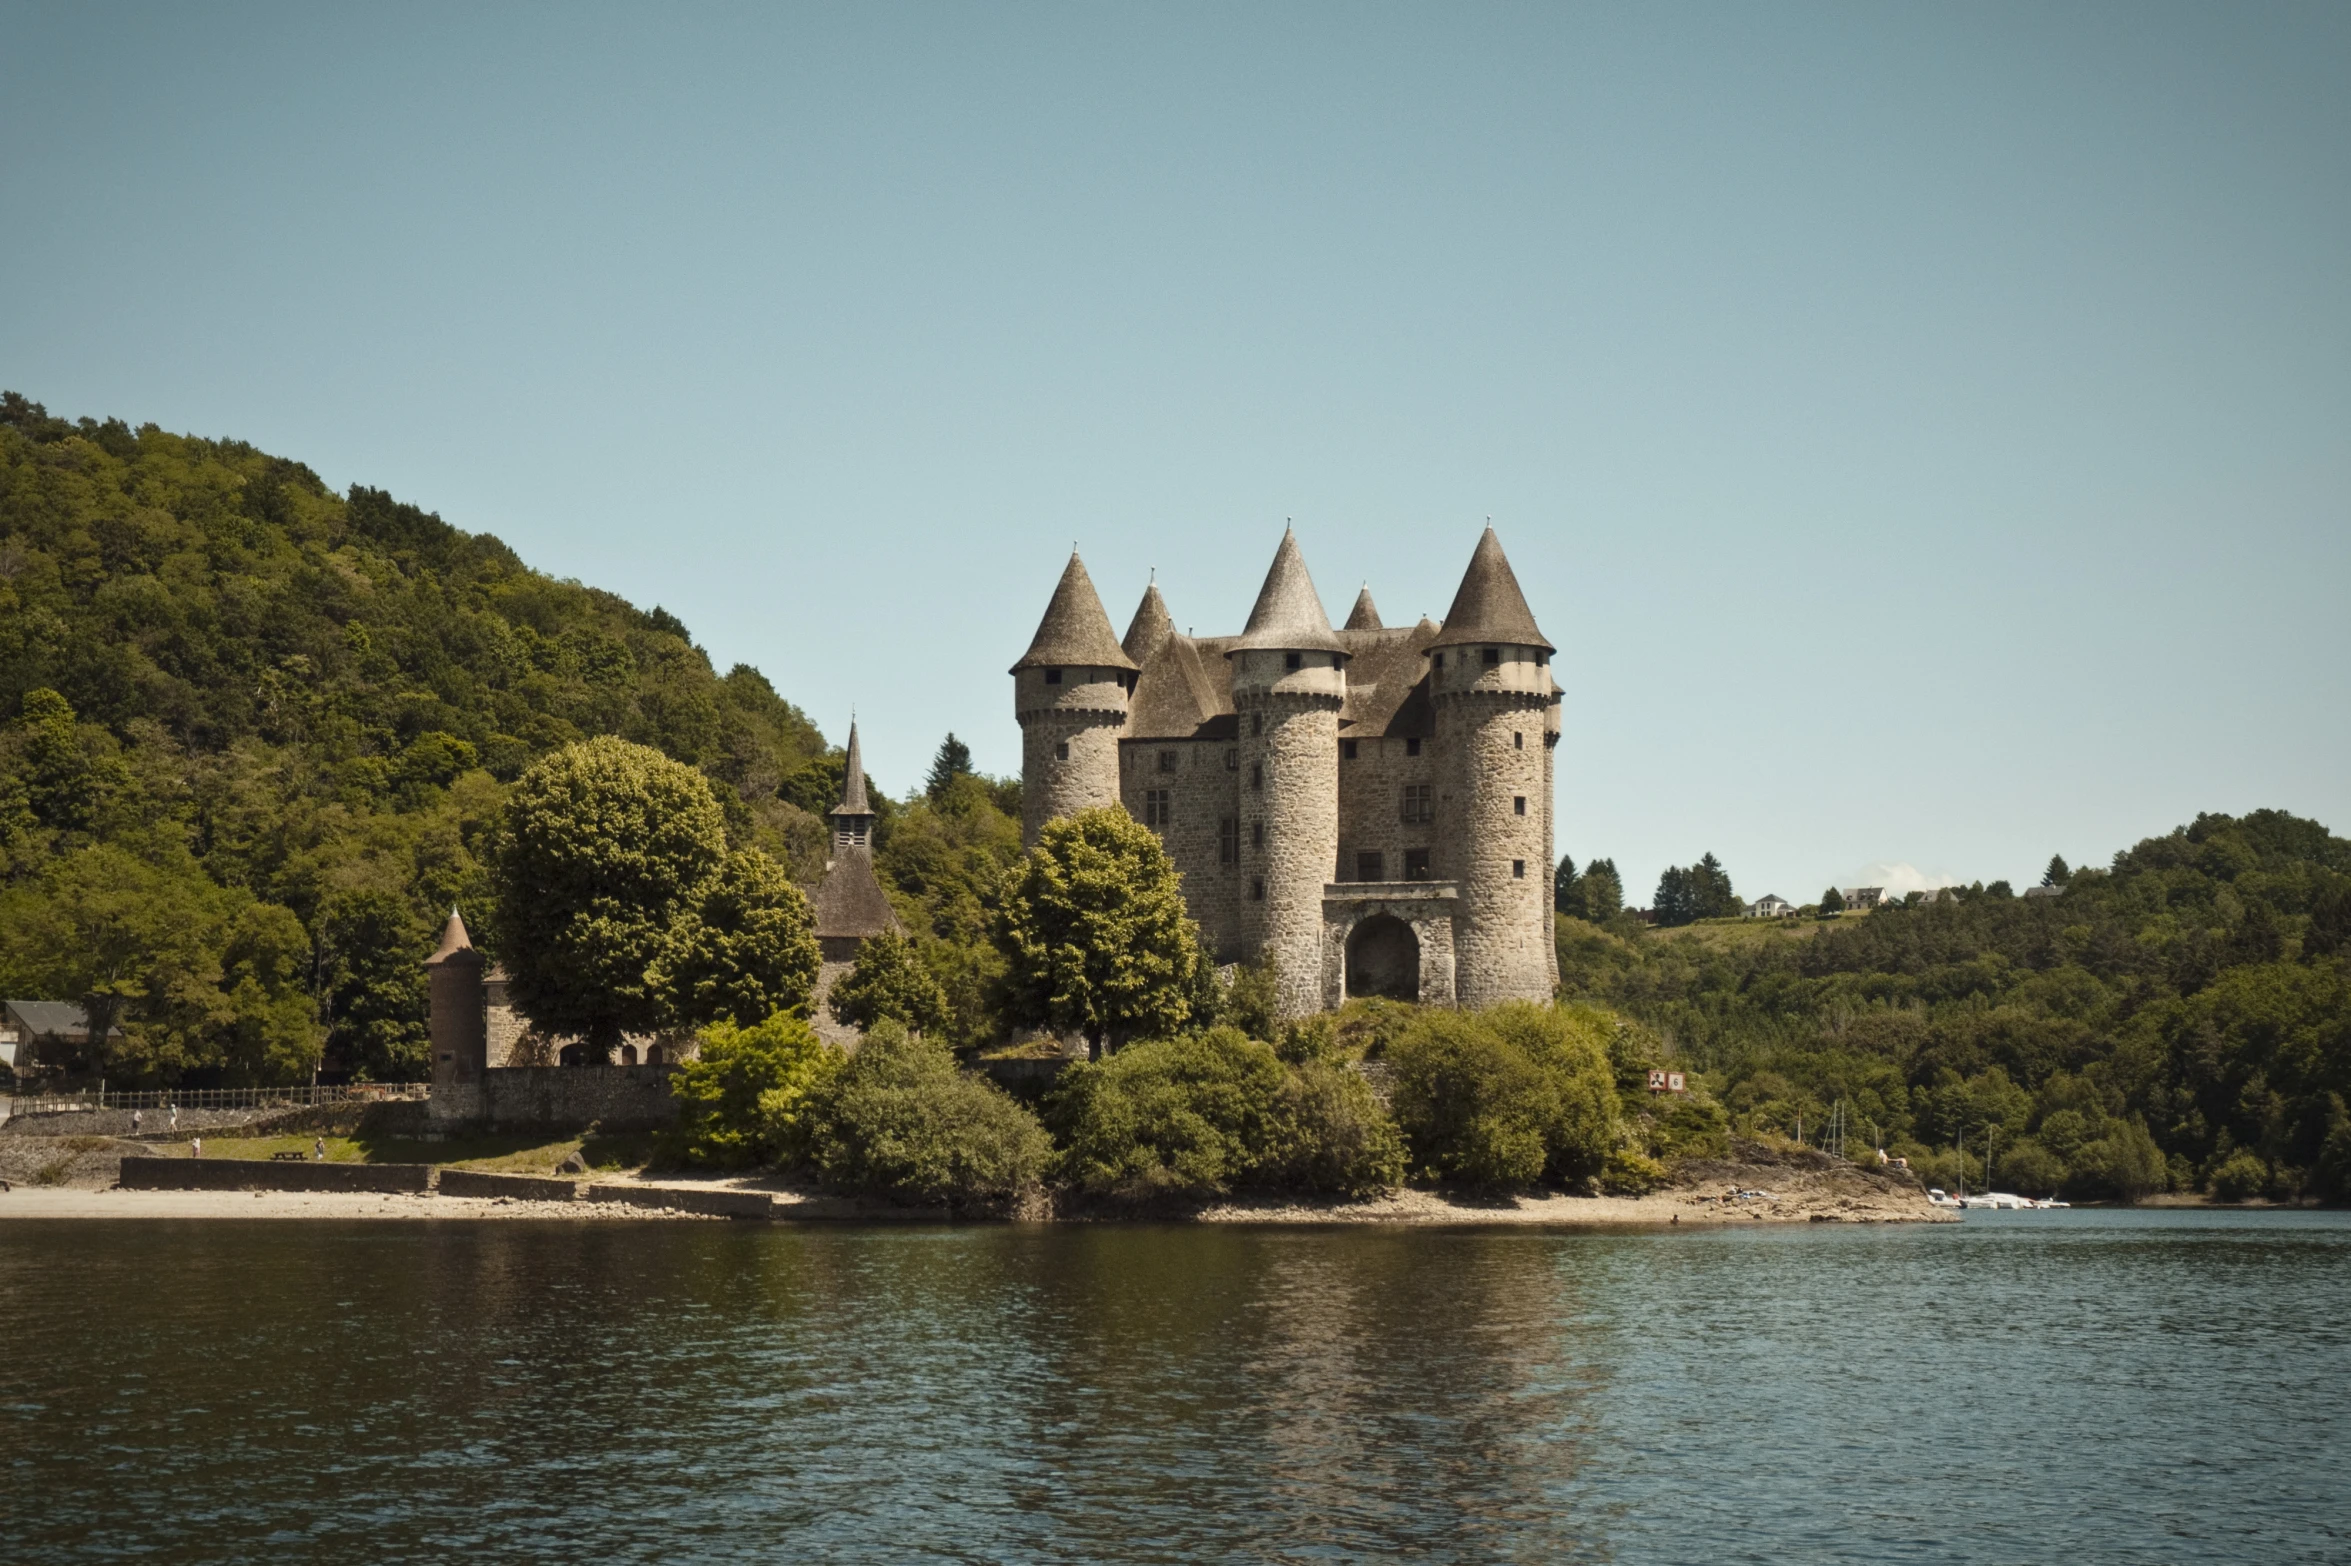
[{"xmin": 5, "ymin": 1084, "xmax": 426, "ymax": 1117}]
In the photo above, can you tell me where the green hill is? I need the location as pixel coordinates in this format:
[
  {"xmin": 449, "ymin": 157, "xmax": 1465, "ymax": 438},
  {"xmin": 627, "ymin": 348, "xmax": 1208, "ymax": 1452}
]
[
  {"xmin": 0, "ymin": 393, "xmax": 843, "ymax": 1083},
  {"xmin": 1559, "ymin": 811, "xmax": 2351, "ymax": 1201}
]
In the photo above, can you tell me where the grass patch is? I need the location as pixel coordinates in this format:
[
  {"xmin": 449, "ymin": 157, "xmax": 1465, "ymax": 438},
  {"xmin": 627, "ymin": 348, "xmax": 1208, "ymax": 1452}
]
[{"xmin": 167, "ymin": 1129, "xmax": 656, "ymax": 1174}]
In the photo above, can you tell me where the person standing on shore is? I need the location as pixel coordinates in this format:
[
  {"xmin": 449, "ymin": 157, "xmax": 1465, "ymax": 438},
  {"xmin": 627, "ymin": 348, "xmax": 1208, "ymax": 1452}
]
[
  {"xmin": 314, "ymin": 1137, "xmax": 326, "ymax": 1162},
  {"xmin": 169, "ymin": 1103, "xmax": 178, "ymax": 1132},
  {"xmin": 191, "ymin": 1136, "xmax": 202, "ymax": 1159},
  {"xmin": 132, "ymin": 1109, "xmax": 143, "ymax": 1134}
]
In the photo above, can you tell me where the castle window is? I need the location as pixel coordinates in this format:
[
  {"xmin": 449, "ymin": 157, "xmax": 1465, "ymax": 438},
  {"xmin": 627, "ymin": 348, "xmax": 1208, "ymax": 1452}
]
[
  {"xmin": 1483, "ymin": 647, "xmax": 1500, "ymax": 666},
  {"xmin": 1252, "ymin": 713, "xmax": 1263, "ymax": 737},
  {"xmin": 1055, "ymin": 741, "xmax": 1069, "ymax": 761},
  {"xmin": 1536, "ymin": 651, "xmax": 1548, "ymax": 667},
  {"xmin": 1514, "ymin": 796, "xmax": 1526, "ymax": 816},
  {"xmin": 1219, "ymin": 817, "xmax": 1239, "ymax": 864},
  {"xmin": 1401, "ymin": 783, "xmax": 1433, "ymax": 825},
  {"xmin": 1513, "ymin": 860, "xmax": 1526, "ymax": 878},
  {"xmin": 1250, "ymin": 763, "xmax": 1263, "ymax": 792},
  {"xmin": 1355, "ymin": 850, "xmax": 1385, "ymax": 882},
  {"xmin": 1224, "ymin": 749, "xmax": 1238, "ymax": 771},
  {"xmin": 1342, "ymin": 740, "xmax": 1358, "ymax": 760},
  {"xmin": 1045, "ymin": 667, "xmax": 1063, "ymax": 684},
  {"xmin": 1144, "ymin": 789, "xmax": 1171, "ymax": 828},
  {"xmin": 1285, "ymin": 652, "xmax": 1301, "ymax": 670},
  {"xmin": 1514, "ymin": 731, "xmax": 1524, "ymax": 750},
  {"xmin": 1250, "ymin": 878, "xmax": 1265, "ymax": 902},
  {"xmin": 1158, "ymin": 750, "xmax": 1178, "ymax": 773},
  {"xmin": 1404, "ymin": 848, "xmax": 1430, "ymax": 881},
  {"xmin": 1433, "ymin": 653, "xmax": 1444, "ymax": 669},
  {"xmin": 1252, "ymin": 821, "xmax": 1265, "ymax": 850},
  {"xmin": 1405, "ymin": 737, "xmax": 1421, "ymax": 757}
]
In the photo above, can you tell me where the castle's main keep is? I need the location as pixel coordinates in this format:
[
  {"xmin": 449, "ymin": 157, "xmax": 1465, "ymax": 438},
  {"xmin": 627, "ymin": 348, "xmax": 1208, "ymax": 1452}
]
[{"xmin": 1012, "ymin": 526, "xmax": 1560, "ymax": 1019}]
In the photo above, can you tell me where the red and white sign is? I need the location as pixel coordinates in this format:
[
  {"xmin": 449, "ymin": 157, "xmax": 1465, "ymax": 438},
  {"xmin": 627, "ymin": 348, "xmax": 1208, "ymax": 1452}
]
[
  {"xmin": 1667, "ymin": 1072, "xmax": 1685, "ymax": 1093},
  {"xmin": 1647, "ymin": 1070, "xmax": 1668, "ymax": 1091}
]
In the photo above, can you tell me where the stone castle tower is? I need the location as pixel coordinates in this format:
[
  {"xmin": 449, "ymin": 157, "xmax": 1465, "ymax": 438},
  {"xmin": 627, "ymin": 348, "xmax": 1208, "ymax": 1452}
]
[{"xmin": 1012, "ymin": 527, "xmax": 1560, "ymax": 1018}]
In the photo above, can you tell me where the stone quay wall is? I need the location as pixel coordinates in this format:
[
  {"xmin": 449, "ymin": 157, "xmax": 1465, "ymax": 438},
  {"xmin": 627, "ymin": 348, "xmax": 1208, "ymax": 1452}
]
[
  {"xmin": 429, "ymin": 1065, "xmax": 682, "ymax": 1131},
  {"xmin": 118, "ymin": 1156, "xmax": 433, "ymax": 1194}
]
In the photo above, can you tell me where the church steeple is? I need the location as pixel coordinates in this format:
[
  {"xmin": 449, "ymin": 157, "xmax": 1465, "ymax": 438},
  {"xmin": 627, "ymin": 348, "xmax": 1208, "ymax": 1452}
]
[{"xmin": 829, "ymin": 720, "xmax": 875, "ymax": 850}]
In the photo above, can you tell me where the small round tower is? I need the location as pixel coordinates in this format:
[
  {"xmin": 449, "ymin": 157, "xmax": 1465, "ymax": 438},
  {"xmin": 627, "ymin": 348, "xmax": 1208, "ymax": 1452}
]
[
  {"xmin": 425, "ymin": 907, "xmax": 488, "ymax": 1123},
  {"xmin": 1430, "ymin": 527, "xmax": 1558, "ymax": 1008},
  {"xmin": 1012, "ymin": 551, "xmax": 1138, "ymax": 847},
  {"xmin": 1228, "ymin": 528, "xmax": 1347, "ymax": 1020}
]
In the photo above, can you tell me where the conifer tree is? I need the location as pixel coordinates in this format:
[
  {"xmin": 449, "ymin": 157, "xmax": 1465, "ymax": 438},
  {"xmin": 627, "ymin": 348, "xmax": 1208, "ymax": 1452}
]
[
  {"xmin": 925, "ymin": 733, "xmax": 975, "ymax": 801},
  {"xmin": 2043, "ymin": 854, "xmax": 2072, "ymax": 887}
]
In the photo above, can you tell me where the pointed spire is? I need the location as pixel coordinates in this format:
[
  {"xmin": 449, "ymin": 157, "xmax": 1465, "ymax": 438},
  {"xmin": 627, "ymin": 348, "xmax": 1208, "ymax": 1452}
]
[
  {"xmin": 1231, "ymin": 527, "xmax": 1346, "ymax": 655},
  {"xmin": 832, "ymin": 720, "xmax": 871, "ymax": 818},
  {"xmin": 1123, "ymin": 581, "xmax": 1175, "ymax": 664},
  {"xmin": 426, "ymin": 907, "xmax": 484, "ymax": 967},
  {"xmin": 1010, "ymin": 551, "xmax": 1140, "ymax": 674},
  {"xmin": 1429, "ymin": 526, "xmax": 1553, "ymax": 652},
  {"xmin": 1344, "ymin": 584, "xmax": 1382, "ymax": 631}
]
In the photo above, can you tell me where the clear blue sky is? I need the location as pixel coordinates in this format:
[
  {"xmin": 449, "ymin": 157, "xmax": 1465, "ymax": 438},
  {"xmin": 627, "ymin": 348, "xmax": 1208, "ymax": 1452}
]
[{"xmin": 5, "ymin": 2, "xmax": 2346, "ymax": 903}]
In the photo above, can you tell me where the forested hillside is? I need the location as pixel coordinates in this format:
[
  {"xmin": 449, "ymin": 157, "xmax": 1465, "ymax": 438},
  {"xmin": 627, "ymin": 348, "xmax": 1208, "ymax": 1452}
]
[
  {"xmin": 0, "ymin": 393, "xmax": 842, "ymax": 1083},
  {"xmin": 1558, "ymin": 809, "xmax": 2351, "ymax": 1201}
]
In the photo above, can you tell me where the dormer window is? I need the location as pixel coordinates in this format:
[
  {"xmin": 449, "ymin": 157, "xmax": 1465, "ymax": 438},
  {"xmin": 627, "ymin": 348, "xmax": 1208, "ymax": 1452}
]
[{"xmin": 1045, "ymin": 667, "xmax": 1063, "ymax": 684}]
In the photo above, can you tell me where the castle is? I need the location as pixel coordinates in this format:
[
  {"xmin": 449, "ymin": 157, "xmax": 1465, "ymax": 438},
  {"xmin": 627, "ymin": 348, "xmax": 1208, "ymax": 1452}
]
[{"xmin": 1013, "ymin": 526, "xmax": 1560, "ymax": 1020}]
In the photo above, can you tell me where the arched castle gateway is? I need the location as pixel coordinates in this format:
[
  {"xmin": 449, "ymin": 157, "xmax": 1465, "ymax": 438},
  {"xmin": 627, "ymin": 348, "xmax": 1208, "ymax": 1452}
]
[{"xmin": 1012, "ymin": 526, "xmax": 1561, "ymax": 1019}]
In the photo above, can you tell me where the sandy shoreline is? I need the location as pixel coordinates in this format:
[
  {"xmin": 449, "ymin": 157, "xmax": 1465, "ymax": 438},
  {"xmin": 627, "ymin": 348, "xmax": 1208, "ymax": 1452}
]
[{"xmin": 0, "ymin": 1174, "xmax": 1949, "ymax": 1226}]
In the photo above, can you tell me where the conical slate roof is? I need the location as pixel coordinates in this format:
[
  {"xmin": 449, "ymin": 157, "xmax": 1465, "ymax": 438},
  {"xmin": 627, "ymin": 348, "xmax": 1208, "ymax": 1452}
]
[
  {"xmin": 1429, "ymin": 526, "xmax": 1553, "ymax": 652},
  {"xmin": 1230, "ymin": 528, "xmax": 1346, "ymax": 655},
  {"xmin": 1123, "ymin": 581, "xmax": 1174, "ymax": 664},
  {"xmin": 1344, "ymin": 585, "xmax": 1382, "ymax": 631},
  {"xmin": 426, "ymin": 908, "xmax": 484, "ymax": 967},
  {"xmin": 1010, "ymin": 552, "xmax": 1139, "ymax": 674},
  {"xmin": 831, "ymin": 721, "xmax": 871, "ymax": 818}
]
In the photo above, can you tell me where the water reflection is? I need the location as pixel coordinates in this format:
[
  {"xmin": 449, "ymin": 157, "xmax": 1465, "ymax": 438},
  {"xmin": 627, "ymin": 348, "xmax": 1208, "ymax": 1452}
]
[{"xmin": 3, "ymin": 1212, "xmax": 2345, "ymax": 1563}]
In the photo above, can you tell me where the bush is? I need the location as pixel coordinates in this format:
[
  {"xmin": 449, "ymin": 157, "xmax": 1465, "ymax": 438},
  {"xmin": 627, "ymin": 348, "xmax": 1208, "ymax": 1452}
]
[
  {"xmin": 1048, "ymin": 1026, "xmax": 1289, "ymax": 1199},
  {"xmin": 1386, "ymin": 1006, "xmax": 1622, "ymax": 1188},
  {"xmin": 827, "ymin": 929, "xmax": 951, "ymax": 1035},
  {"xmin": 803, "ymin": 1022, "xmax": 1051, "ymax": 1207},
  {"xmin": 1262, "ymin": 1060, "xmax": 1407, "ymax": 1194},
  {"xmin": 2208, "ymin": 1148, "xmax": 2272, "ymax": 1203},
  {"xmin": 1599, "ymin": 1148, "xmax": 1667, "ymax": 1195},
  {"xmin": 2065, "ymin": 1117, "xmax": 2168, "ymax": 1202},
  {"xmin": 666, "ymin": 1012, "xmax": 841, "ymax": 1169}
]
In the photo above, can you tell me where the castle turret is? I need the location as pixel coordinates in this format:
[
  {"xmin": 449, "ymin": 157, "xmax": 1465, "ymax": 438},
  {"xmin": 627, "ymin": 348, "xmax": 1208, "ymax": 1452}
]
[
  {"xmin": 1227, "ymin": 528, "xmax": 1347, "ymax": 1019},
  {"xmin": 1429, "ymin": 527, "xmax": 1558, "ymax": 1006},
  {"xmin": 1344, "ymin": 585, "xmax": 1382, "ymax": 632},
  {"xmin": 1013, "ymin": 552, "xmax": 1138, "ymax": 846},
  {"xmin": 1122, "ymin": 579, "xmax": 1175, "ymax": 665},
  {"xmin": 426, "ymin": 907, "xmax": 487, "ymax": 1122}
]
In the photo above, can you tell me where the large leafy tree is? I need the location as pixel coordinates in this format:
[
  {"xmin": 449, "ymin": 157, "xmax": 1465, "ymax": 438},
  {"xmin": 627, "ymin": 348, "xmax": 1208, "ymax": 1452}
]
[
  {"xmin": 490, "ymin": 737, "xmax": 729, "ymax": 1053},
  {"xmin": 651, "ymin": 847, "xmax": 820, "ymax": 1027},
  {"xmin": 991, "ymin": 806, "xmax": 1205, "ymax": 1056},
  {"xmin": 828, "ymin": 929, "xmax": 951, "ymax": 1035}
]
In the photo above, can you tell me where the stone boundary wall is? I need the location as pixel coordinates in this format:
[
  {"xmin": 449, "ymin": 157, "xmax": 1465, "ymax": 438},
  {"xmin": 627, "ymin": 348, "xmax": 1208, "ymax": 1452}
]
[
  {"xmin": 585, "ymin": 1184, "xmax": 774, "ymax": 1219},
  {"xmin": 436, "ymin": 1169, "xmax": 581, "ymax": 1201},
  {"xmin": 433, "ymin": 1065, "xmax": 682, "ymax": 1131},
  {"xmin": 117, "ymin": 1156, "xmax": 432, "ymax": 1194}
]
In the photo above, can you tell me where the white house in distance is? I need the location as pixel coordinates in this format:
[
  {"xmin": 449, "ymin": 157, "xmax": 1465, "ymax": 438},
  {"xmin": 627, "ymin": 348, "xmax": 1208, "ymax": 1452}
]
[
  {"xmin": 1748, "ymin": 894, "xmax": 1794, "ymax": 919},
  {"xmin": 1840, "ymin": 886, "xmax": 1886, "ymax": 910}
]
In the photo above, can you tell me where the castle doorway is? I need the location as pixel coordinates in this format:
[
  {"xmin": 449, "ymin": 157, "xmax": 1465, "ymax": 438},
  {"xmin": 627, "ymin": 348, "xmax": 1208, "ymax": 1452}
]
[{"xmin": 1346, "ymin": 915, "xmax": 1419, "ymax": 1001}]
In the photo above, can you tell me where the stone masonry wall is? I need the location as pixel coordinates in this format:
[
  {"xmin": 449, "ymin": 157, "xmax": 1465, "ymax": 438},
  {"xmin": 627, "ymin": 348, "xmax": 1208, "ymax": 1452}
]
[
  {"xmin": 1236, "ymin": 659, "xmax": 1343, "ymax": 1020},
  {"xmin": 431, "ymin": 1065, "xmax": 682, "ymax": 1132},
  {"xmin": 1123, "ymin": 736, "xmax": 1249, "ymax": 962},
  {"xmin": 1335, "ymin": 733, "xmax": 1439, "ymax": 887},
  {"xmin": 1436, "ymin": 645, "xmax": 1555, "ymax": 1007},
  {"xmin": 1015, "ymin": 665, "xmax": 1128, "ymax": 846}
]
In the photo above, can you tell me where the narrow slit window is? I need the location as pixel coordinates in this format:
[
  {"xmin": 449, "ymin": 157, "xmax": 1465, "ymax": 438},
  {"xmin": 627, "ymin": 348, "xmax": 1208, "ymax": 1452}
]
[
  {"xmin": 1513, "ymin": 796, "xmax": 1526, "ymax": 816},
  {"xmin": 1218, "ymin": 817, "xmax": 1239, "ymax": 864},
  {"xmin": 1252, "ymin": 821, "xmax": 1265, "ymax": 850},
  {"xmin": 1249, "ymin": 877, "xmax": 1265, "ymax": 902},
  {"xmin": 1513, "ymin": 860, "xmax": 1526, "ymax": 878},
  {"xmin": 1054, "ymin": 741, "xmax": 1069, "ymax": 761}
]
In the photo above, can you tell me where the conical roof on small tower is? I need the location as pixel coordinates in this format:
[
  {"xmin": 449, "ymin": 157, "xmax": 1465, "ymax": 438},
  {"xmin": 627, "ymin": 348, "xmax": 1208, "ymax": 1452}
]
[
  {"xmin": 1344, "ymin": 585, "xmax": 1382, "ymax": 631},
  {"xmin": 426, "ymin": 908, "xmax": 484, "ymax": 968},
  {"xmin": 1230, "ymin": 528, "xmax": 1346, "ymax": 655},
  {"xmin": 1429, "ymin": 526, "xmax": 1553, "ymax": 652},
  {"xmin": 1010, "ymin": 551, "xmax": 1139, "ymax": 674},
  {"xmin": 812, "ymin": 722, "xmax": 898, "ymax": 941},
  {"xmin": 1123, "ymin": 580, "xmax": 1175, "ymax": 664}
]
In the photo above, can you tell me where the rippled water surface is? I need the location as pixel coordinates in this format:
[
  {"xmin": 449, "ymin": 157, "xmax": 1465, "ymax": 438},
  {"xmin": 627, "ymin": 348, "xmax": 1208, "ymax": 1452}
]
[{"xmin": 2, "ymin": 1210, "xmax": 2345, "ymax": 1562}]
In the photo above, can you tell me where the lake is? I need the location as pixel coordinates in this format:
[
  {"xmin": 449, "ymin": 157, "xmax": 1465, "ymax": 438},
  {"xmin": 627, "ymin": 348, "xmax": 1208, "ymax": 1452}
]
[{"xmin": 2, "ymin": 1209, "xmax": 2344, "ymax": 1562}]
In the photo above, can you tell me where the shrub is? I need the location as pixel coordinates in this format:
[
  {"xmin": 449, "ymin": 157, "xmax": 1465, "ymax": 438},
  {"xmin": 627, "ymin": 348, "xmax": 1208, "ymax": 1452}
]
[
  {"xmin": 1262, "ymin": 1060, "xmax": 1407, "ymax": 1194},
  {"xmin": 1386, "ymin": 1012, "xmax": 1556, "ymax": 1187},
  {"xmin": 828, "ymin": 929, "xmax": 951, "ymax": 1035},
  {"xmin": 1048, "ymin": 1026, "xmax": 1289, "ymax": 1198},
  {"xmin": 1599, "ymin": 1148, "xmax": 1667, "ymax": 1195},
  {"xmin": 2065, "ymin": 1117, "xmax": 2168, "ymax": 1202},
  {"xmin": 666, "ymin": 1012, "xmax": 840, "ymax": 1169},
  {"xmin": 803, "ymin": 1022, "xmax": 1051, "ymax": 1207},
  {"xmin": 1386, "ymin": 1006, "xmax": 1624, "ymax": 1188},
  {"xmin": 2208, "ymin": 1148, "xmax": 2272, "ymax": 1203}
]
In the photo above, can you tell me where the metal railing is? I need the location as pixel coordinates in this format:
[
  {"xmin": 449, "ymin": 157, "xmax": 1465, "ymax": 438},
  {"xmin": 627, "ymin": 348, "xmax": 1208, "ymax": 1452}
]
[{"xmin": 4, "ymin": 1083, "xmax": 427, "ymax": 1117}]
